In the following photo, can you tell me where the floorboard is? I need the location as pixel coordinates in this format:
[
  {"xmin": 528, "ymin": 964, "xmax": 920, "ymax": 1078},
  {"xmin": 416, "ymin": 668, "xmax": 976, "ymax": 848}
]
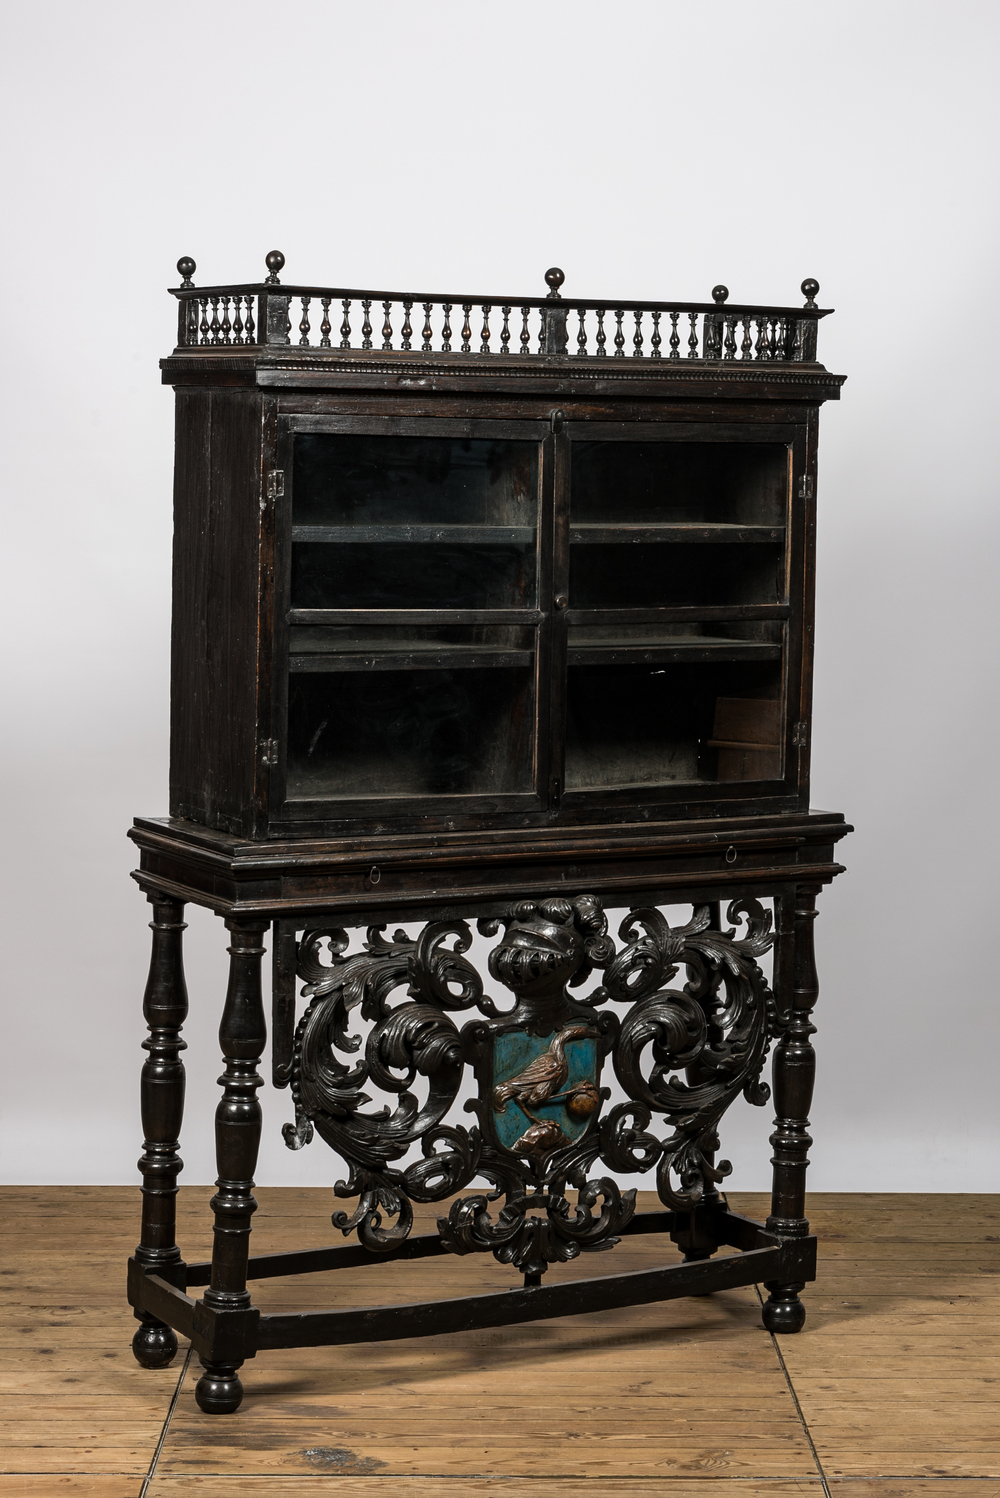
[{"xmin": 0, "ymin": 1188, "xmax": 996, "ymax": 1495}]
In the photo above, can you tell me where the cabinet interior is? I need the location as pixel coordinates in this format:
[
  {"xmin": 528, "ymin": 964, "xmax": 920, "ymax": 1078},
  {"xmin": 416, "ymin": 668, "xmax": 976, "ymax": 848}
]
[{"xmin": 278, "ymin": 428, "xmax": 793, "ymax": 812}]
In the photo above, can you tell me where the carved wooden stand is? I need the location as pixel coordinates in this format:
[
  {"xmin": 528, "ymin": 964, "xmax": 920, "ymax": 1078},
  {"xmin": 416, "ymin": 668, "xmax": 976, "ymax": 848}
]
[{"xmin": 127, "ymin": 819, "xmax": 844, "ymax": 1416}]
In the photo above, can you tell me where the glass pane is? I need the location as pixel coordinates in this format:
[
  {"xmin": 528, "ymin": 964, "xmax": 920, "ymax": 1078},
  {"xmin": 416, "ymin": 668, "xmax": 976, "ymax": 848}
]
[
  {"xmin": 293, "ymin": 434, "xmax": 539, "ymax": 526},
  {"xmin": 287, "ymin": 667, "xmax": 535, "ymax": 799},
  {"xmin": 569, "ymin": 540, "xmax": 784, "ymax": 609},
  {"xmin": 291, "ymin": 541, "xmax": 535, "ymax": 609},
  {"xmin": 290, "ymin": 434, "xmax": 540, "ymax": 610},
  {"xmin": 570, "ymin": 440, "xmax": 788, "ymax": 525},
  {"xmin": 565, "ymin": 661, "xmax": 783, "ymax": 791}
]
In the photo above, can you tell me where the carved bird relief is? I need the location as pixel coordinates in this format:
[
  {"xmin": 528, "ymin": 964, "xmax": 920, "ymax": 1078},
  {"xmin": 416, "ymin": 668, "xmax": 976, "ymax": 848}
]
[
  {"xmin": 511, "ymin": 1119, "xmax": 571, "ymax": 1156},
  {"xmin": 493, "ymin": 1023, "xmax": 602, "ymax": 1156},
  {"xmin": 493, "ymin": 1023, "xmax": 599, "ymax": 1114}
]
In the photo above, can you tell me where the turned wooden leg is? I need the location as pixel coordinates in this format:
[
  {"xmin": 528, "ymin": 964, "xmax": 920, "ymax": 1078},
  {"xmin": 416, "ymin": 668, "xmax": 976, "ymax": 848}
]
[
  {"xmin": 194, "ymin": 918, "xmax": 268, "ymax": 1414},
  {"xmin": 673, "ymin": 901, "xmax": 724, "ymax": 1273},
  {"xmin": 763, "ymin": 883, "xmax": 820, "ymax": 1334},
  {"xmin": 133, "ymin": 893, "xmax": 189, "ymax": 1369}
]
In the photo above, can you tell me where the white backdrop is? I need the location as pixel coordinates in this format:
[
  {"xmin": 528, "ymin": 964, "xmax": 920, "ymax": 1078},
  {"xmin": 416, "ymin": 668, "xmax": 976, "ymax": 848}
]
[{"xmin": 2, "ymin": 0, "xmax": 997, "ymax": 1191}]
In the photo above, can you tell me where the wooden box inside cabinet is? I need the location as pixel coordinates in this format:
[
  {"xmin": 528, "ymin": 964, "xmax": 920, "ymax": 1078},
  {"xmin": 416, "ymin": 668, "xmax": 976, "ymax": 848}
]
[{"xmin": 127, "ymin": 254, "xmax": 850, "ymax": 1416}]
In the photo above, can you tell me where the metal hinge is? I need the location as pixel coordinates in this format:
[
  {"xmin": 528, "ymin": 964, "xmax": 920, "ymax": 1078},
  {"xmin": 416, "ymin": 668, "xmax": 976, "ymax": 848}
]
[
  {"xmin": 264, "ymin": 470, "xmax": 285, "ymax": 506},
  {"xmin": 792, "ymin": 720, "xmax": 808, "ymax": 747},
  {"xmin": 798, "ymin": 475, "xmax": 814, "ymax": 500},
  {"xmin": 260, "ymin": 738, "xmax": 279, "ymax": 766}
]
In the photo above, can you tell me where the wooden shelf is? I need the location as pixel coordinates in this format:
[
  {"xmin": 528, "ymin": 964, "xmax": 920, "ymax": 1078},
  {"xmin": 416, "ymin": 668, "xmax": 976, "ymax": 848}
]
[
  {"xmin": 292, "ymin": 525, "xmax": 536, "ymax": 545},
  {"xmin": 290, "ymin": 644, "xmax": 534, "ymax": 673},
  {"xmin": 569, "ymin": 523, "xmax": 784, "ymax": 544},
  {"xmin": 288, "ymin": 632, "xmax": 777, "ymax": 669},
  {"xmin": 293, "ymin": 524, "xmax": 781, "ymax": 545},
  {"xmin": 289, "ymin": 608, "xmax": 545, "ymax": 625},
  {"xmin": 567, "ymin": 635, "xmax": 781, "ymax": 666},
  {"xmin": 565, "ymin": 604, "xmax": 789, "ymax": 624}
]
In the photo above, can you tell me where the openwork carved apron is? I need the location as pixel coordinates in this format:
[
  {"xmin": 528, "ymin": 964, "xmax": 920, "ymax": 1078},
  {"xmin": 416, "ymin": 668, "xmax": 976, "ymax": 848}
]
[{"xmin": 281, "ymin": 894, "xmax": 779, "ymax": 1280}]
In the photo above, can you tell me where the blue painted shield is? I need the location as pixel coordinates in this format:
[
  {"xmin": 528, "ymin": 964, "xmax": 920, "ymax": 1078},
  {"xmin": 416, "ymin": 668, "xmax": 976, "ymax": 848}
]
[{"xmin": 491, "ymin": 1023, "xmax": 601, "ymax": 1157}]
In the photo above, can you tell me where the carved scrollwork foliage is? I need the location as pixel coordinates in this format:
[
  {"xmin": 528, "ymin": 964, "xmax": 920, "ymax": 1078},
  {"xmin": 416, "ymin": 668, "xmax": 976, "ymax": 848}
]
[
  {"xmin": 438, "ymin": 1177, "xmax": 636, "ymax": 1280},
  {"xmin": 283, "ymin": 923, "xmax": 482, "ymax": 1250},
  {"xmin": 282, "ymin": 894, "xmax": 777, "ymax": 1272},
  {"xmin": 598, "ymin": 900, "xmax": 777, "ymax": 1209}
]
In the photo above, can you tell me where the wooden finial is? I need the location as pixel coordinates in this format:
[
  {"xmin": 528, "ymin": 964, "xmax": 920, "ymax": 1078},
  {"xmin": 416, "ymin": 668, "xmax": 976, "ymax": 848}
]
[
  {"xmin": 801, "ymin": 278, "xmax": 819, "ymax": 308},
  {"xmin": 265, "ymin": 250, "xmax": 285, "ymax": 285},
  {"xmin": 544, "ymin": 267, "xmax": 565, "ymax": 299},
  {"xmin": 176, "ymin": 257, "xmax": 196, "ymax": 288},
  {"xmin": 712, "ymin": 285, "xmax": 729, "ymax": 304}
]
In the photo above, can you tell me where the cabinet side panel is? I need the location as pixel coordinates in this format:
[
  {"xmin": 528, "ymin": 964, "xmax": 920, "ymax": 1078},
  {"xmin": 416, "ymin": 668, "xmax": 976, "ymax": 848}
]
[
  {"xmin": 169, "ymin": 389, "xmax": 211, "ymax": 823},
  {"xmin": 169, "ymin": 389, "xmax": 263, "ymax": 833},
  {"xmin": 795, "ymin": 407, "xmax": 820, "ymax": 807}
]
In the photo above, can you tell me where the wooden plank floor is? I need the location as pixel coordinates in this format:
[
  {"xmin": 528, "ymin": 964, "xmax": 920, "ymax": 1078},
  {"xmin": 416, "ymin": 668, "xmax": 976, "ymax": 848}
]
[{"xmin": 1, "ymin": 1188, "xmax": 998, "ymax": 1497}]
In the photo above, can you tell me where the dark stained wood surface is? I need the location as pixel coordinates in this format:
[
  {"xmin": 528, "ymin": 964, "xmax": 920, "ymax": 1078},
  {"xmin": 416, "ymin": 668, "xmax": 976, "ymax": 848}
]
[
  {"xmin": 169, "ymin": 389, "xmax": 264, "ymax": 837},
  {"xmin": 130, "ymin": 809, "xmax": 850, "ymax": 919},
  {"xmin": 161, "ymin": 339, "xmax": 841, "ymax": 839}
]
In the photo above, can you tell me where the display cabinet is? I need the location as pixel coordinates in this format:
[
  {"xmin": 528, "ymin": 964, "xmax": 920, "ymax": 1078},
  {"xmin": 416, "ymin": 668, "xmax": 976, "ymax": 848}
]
[{"xmin": 127, "ymin": 253, "xmax": 850, "ymax": 1414}]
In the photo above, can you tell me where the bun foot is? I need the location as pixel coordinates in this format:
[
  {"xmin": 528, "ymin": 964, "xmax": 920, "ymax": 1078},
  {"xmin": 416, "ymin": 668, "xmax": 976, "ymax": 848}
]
[
  {"xmin": 195, "ymin": 1361, "xmax": 244, "ymax": 1414},
  {"xmin": 132, "ymin": 1320, "xmax": 178, "ymax": 1368},
  {"xmin": 762, "ymin": 1281, "xmax": 806, "ymax": 1333}
]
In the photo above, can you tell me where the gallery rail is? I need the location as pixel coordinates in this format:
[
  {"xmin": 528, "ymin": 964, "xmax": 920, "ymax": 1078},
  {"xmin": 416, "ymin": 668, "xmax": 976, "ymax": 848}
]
[{"xmin": 170, "ymin": 251, "xmax": 832, "ymax": 363}]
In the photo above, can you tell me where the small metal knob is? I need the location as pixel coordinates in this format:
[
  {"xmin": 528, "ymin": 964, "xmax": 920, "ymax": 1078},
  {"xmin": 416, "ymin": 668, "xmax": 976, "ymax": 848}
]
[{"xmin": 555, "ymin": 594, "xmax": 569, "ymax": 609}]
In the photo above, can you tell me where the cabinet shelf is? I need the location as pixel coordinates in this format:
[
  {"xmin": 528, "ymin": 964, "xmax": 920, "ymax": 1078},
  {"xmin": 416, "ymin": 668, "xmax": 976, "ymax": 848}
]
[
  {"xmin": 569, "ymin": 523, "xmax": 785, "ymax": 544},
  {"xmin": 567, "ymin": 636, "xmax": 781, "ymax": 665},
  {"xmin": 292, "ymin": 525, "xmax": 536, "ymax": 545},
  {"xmin": 290, "ymin": 645, "xmax": 534, "ymax": 673},
  {"xmin": 565, "ymin": 604, "xmax": 789, "ymax": 624},
  {"xmin": 289, "ymin": 608, "xmax": 545, "ymax": 626}
]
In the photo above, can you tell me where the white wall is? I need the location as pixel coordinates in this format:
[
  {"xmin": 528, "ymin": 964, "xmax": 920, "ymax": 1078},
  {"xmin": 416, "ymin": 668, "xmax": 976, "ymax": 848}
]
[{"xmin": 2, "ymin": 0, "xmax": 997, "ymax": 1191}]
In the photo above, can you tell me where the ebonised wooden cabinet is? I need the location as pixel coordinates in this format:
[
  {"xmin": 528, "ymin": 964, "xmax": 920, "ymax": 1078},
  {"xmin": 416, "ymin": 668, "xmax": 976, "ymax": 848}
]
[
  {"xmin": 166, "ymin": 280, "xmax": 830, "ymax": 840},
  {"xmin": 128, "ymin": 254, "xmax": 850, "ymax": 1415}
]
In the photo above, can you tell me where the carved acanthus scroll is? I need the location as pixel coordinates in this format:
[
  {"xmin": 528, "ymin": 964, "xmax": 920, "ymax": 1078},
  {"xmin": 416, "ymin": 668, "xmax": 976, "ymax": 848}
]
[{"xmin": 282, "ymin": 894, "xmax": 777, "ymax": 1276}]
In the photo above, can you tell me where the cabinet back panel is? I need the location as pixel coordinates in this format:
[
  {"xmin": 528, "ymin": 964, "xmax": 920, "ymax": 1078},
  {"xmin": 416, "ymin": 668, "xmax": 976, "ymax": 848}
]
[
  {"xmin": 565, "ymin": 660, "xmax": 783, "ymax": 792},
  {"xmin": 291, "ymin": 541, "xmax": 537, "ymax": 610},
  {"xmin": 293, "ymin": 434, "xmax": 539, "ymax": 526},
  {"xmin": 569, "ymin": 542, "xmax": 784, "ymax": 609},
  {"xmin": 286, "ymin": 666, "xmax": 535, "ymax": 800},
  {"xmin": 570, "ymin": 441, "xmax": 788, "ymax": 525}
]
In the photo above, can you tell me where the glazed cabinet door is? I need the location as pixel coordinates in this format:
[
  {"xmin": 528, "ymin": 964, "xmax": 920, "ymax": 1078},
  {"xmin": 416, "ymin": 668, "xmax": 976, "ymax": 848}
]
[
  {"xmin": 553, "ymin": 421, "xmax": 808, "ymax": 813},
  {"xmin": 268, "ymin": 416, "xmax": 553, "ymax": 825}
]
